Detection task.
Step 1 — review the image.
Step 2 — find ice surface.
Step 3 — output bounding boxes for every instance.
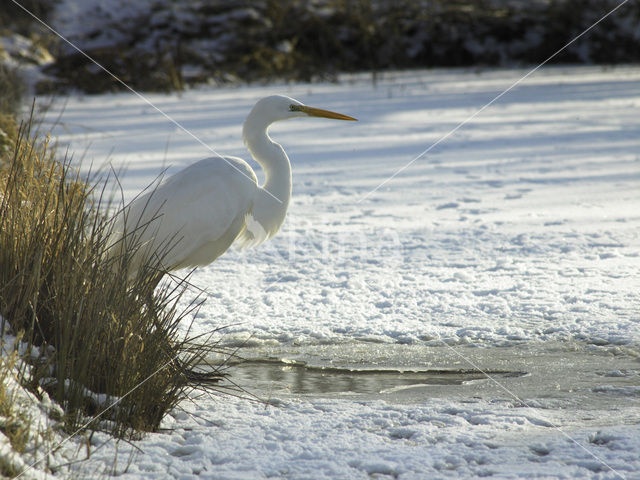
[47,66,640,350]
[43,66,640,479]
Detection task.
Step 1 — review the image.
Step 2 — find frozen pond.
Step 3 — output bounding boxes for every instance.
[46,65,640,479]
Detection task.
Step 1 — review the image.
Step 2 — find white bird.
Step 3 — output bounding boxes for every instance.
[108,95,357,285]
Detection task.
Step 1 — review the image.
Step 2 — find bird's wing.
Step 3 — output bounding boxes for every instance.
[122,156,258,272]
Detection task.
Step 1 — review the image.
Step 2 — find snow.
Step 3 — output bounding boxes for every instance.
[52,0,158,50]
[79,398,638,479]
[40,66,640,478]
[0,328,75,479]
[0,33,54,93]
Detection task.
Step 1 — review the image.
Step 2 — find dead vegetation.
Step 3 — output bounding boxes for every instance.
[0,107,227,439]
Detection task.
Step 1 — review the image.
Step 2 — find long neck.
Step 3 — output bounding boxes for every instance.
[242,120,292,239]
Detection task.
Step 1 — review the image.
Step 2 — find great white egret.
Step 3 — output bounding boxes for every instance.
[108,95,357,284]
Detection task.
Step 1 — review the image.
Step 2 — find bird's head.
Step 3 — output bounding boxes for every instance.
[249,95,357,124]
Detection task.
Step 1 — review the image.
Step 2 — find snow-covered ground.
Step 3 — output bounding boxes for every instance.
[43,66,639,479]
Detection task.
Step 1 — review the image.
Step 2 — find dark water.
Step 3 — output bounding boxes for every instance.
[231,359,526,395]
[220,342,640,417]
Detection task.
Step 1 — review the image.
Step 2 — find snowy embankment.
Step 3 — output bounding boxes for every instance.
[0,326,74,479]
[44,66,639,479]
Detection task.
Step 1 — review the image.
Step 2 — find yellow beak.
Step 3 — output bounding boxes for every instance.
[299,105,357,121]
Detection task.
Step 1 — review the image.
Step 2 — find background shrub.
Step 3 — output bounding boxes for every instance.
[37,0,640,93]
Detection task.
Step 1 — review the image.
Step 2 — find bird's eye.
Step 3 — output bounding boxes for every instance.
[289,104,300,112]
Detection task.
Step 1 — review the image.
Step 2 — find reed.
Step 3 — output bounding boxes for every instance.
[0,114,224,439]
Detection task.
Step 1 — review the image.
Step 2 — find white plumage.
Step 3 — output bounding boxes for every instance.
[107,95,356,282]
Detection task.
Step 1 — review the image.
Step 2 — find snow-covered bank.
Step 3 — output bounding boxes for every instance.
[0,329,75,479]
[47,0,640,93]
[43,66,639,479]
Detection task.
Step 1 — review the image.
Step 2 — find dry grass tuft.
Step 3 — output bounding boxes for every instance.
[0,113,225,439]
